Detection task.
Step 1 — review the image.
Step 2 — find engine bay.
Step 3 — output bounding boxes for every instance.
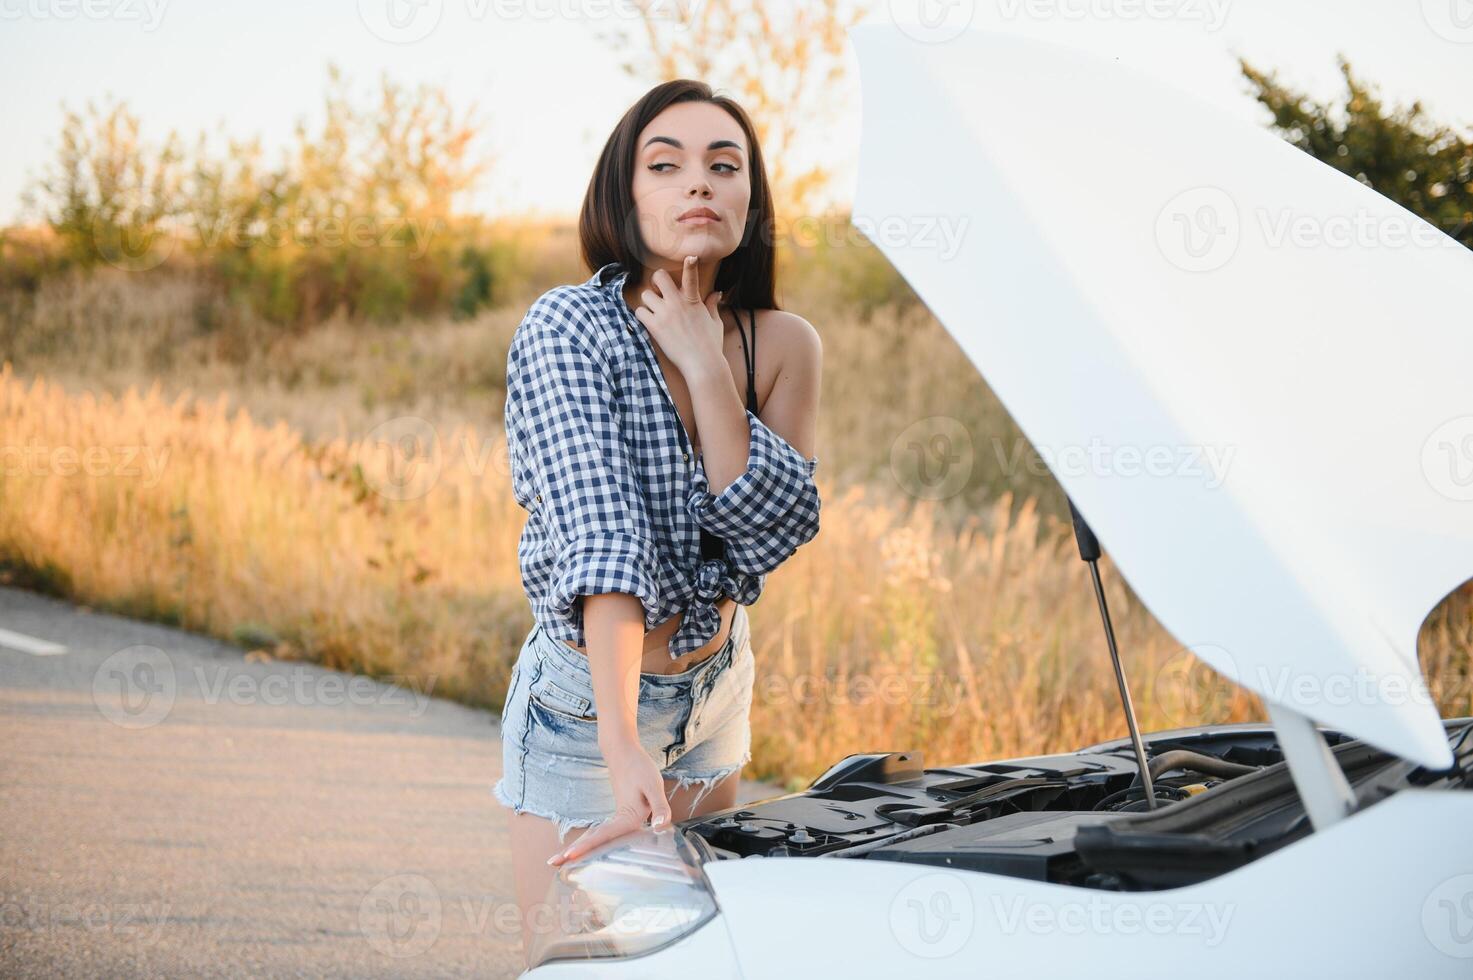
[681,720,1473,890]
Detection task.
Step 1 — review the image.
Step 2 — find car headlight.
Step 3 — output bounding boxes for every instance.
[528,826,720,968]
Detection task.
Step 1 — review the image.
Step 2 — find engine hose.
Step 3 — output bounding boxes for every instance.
[1146,749,1258,783]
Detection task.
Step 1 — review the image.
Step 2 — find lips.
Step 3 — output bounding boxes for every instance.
[677,207,720,223]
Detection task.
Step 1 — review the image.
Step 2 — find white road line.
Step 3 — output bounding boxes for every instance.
[0,627,68,656]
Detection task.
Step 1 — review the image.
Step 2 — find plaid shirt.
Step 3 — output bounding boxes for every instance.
[504,261,822,658]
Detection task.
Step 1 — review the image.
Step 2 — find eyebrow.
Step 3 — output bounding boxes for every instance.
[642,136,745,155]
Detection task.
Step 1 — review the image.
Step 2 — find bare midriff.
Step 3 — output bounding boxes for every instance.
[559,595,737,675]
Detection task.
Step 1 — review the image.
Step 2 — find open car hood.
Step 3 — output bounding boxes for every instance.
[848,24,1469,769]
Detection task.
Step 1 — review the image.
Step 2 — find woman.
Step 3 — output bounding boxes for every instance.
[492,78,823,964]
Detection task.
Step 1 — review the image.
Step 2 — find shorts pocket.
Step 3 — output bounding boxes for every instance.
[527,669,599,724]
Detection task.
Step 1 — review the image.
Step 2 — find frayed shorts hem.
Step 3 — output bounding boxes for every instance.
[493,776,608,844]
[492,744,754,846]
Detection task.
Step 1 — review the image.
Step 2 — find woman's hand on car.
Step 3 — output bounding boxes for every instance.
[546,735,672,867]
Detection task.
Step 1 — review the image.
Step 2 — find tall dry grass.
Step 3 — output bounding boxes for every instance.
[4,361,1468,790]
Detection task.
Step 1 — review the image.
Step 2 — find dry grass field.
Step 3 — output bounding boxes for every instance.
[3,241,1468,790]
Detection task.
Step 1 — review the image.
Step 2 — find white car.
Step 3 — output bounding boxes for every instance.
[520,25,1473,979]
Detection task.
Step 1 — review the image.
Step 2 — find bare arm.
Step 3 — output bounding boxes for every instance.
[547,592,673,867]
[687,311,822,493]
[582,592,644,749]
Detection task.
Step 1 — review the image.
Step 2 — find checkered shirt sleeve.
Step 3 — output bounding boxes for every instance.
[685,409,822,575]
[504,311,662,633]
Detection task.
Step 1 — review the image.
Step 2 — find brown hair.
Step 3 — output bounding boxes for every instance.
[578,79,778,313]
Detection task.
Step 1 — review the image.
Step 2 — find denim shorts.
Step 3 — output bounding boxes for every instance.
[492,603,754,843]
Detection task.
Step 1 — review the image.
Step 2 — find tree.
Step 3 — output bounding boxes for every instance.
[1241,54,1473,251]
[21,96,186,270]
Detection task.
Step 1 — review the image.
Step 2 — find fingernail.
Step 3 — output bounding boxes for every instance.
[546,855,558,865]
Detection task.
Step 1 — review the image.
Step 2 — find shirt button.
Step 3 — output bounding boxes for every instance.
[535,493,542,502]
[682,451,690,462]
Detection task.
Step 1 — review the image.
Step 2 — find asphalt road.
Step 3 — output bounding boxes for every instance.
[0,585,779,978]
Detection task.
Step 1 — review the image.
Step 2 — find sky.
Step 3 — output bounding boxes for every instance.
[2,0,1471,227]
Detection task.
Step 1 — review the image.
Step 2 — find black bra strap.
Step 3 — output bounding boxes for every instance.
[736,307,758,414]
[700,308,759,562]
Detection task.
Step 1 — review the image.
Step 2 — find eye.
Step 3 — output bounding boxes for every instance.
[647,162,742,174]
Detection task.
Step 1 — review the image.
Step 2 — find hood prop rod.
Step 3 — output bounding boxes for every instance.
[1067,497,1158,810]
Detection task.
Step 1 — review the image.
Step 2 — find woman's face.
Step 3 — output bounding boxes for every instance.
[629,101,751,267]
